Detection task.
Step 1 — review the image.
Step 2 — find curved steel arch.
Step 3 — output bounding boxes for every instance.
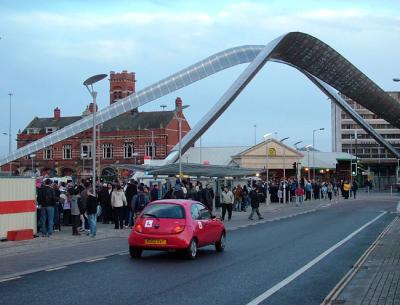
[1,32,399,166]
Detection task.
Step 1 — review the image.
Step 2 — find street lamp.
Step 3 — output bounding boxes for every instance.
[174,103,190,179]
[143,128,155,159]
[263,132,273,204]
[294,141,303,150]
[305,144,312,181]
[8,93,12,175]
[312,128,325,180]
[30,154,36,177]
[83,73,107,196]
[393,78,400,185]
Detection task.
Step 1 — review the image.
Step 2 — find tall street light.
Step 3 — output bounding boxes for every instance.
[305,144,312,181]
[294,141,303,150]
[83,73,107,196]
[8,93,12,175]
[263,132,273,204]
[393,78,400,184]
[312,128,325,180]
[280,137,289,204]
[175,103,190,179]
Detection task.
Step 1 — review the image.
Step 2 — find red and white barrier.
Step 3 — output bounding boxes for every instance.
[0,178,36,240]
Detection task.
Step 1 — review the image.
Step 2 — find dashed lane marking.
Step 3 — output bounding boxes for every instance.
[0,276,22,283]
[85,257,106,263]
[45,266,66,272]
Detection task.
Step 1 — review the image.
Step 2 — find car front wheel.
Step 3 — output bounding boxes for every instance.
[129,246,142,258]
[215,232,226,252]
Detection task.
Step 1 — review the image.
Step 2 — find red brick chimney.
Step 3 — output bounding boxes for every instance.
[175,97,183,116]
[54,107,61,120]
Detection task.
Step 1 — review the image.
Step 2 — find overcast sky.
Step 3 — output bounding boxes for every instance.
[1,0,399,157]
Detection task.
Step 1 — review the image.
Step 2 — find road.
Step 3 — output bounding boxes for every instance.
[0,199,396,305]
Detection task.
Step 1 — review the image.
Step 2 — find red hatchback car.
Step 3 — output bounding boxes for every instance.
[128,199,226,259]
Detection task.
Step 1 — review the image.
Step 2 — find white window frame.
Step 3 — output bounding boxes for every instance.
[63,144,72,160]
[102,143,113,159]
[145,142,155,158]
[43,147,53,160]
[27,128,40,135]
[124,142,134,159]
[81,144,92,159]
[45,127,57,134]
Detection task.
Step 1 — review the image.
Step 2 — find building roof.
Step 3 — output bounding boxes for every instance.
[23,116,82,134]
[182,146,250,166]
[300,151,356,169]
[22,111,176,134]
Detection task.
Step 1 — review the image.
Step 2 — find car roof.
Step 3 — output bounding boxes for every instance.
[150,199,199,208]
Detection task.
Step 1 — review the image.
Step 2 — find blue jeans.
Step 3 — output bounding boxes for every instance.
[87,213,97,236]
[41,206,54,236]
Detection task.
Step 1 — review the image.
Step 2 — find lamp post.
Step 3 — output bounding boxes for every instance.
[30,153,36,177]
[263,132,273,204]
[280,137,289,204]
[312,128,325,180]
[294,141,303,150]
[8,93,12,175]
[83,73,107,196]
[253,124,257,145]
[305,144,312,181]
[144,128,155,159]
[393,78,400,185]
[174,104,190,179]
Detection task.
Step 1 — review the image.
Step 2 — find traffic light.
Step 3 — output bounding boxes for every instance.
[293,162,297,170]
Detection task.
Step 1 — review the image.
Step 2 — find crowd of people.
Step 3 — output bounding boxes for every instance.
[35,175,360,238]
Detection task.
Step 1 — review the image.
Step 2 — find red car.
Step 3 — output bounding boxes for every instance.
[128,199,226,259]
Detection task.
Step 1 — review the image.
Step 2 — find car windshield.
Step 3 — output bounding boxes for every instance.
[142,203,185,219]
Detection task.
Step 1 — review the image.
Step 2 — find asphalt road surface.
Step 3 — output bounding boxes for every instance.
[0,199,396,305]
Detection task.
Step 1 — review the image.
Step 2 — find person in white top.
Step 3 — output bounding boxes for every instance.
[111,184,127,229]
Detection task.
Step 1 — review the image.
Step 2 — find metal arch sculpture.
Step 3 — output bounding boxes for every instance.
[1,31,399,166]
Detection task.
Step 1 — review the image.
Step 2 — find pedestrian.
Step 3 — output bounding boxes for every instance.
[70,187,81,236]
[124,179,137,227]
[234,184,243,211]
[60,188,71,226]
[241,185,249,212]
[173,180,185,199]
[150,184,160,202]
[305,180,312,201]
[132,185,150,222]
[295,185,304,206]
[352,179,358,199]
[343,180,351,199]
[277,187,283,203]
[200,184,213,211]
[86,189,98,237]
[327,182,333,200]
[220,186,234,221]
[248,186,264,220]
[111,184,127,229]
[40,179,56,237]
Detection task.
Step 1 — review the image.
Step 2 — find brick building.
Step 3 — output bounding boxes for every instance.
[3,71,190,180]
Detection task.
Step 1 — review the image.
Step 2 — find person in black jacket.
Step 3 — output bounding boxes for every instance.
[99,183,113,224]
[86,189,98,237]
[124,180,137,227]
[40,179,57,237]
[248,186,264,220]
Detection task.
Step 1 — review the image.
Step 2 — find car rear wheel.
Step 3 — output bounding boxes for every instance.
[129,246,142,259]
[186,239,198,260]
[215,232,226,252]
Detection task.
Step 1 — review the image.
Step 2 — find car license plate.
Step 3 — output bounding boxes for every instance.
[144,239,167,245]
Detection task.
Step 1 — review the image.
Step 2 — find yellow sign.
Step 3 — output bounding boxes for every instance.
[268,148,276,156]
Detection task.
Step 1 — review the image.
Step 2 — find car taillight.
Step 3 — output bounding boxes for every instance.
[172,225,185,234]
[134,224,143,233]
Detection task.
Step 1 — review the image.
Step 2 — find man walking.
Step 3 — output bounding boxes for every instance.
[248,185,264,220]
[220,186,234,221]
[40,179,56,237]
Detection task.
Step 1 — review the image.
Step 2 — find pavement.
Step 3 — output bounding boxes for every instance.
[323,212,400,305]
[0,192,399,305]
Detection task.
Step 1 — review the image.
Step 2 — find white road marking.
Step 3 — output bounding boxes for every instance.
[246,211,387,305]
[85,257,106,263]
[0,276,22,283]
[45,266,66,272]
[118,251,129,256]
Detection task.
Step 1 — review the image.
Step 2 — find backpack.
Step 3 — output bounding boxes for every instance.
[135,193,147,212]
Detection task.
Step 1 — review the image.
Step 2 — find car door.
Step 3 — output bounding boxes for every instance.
[195,203,217,244]
[190,203,208,246]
